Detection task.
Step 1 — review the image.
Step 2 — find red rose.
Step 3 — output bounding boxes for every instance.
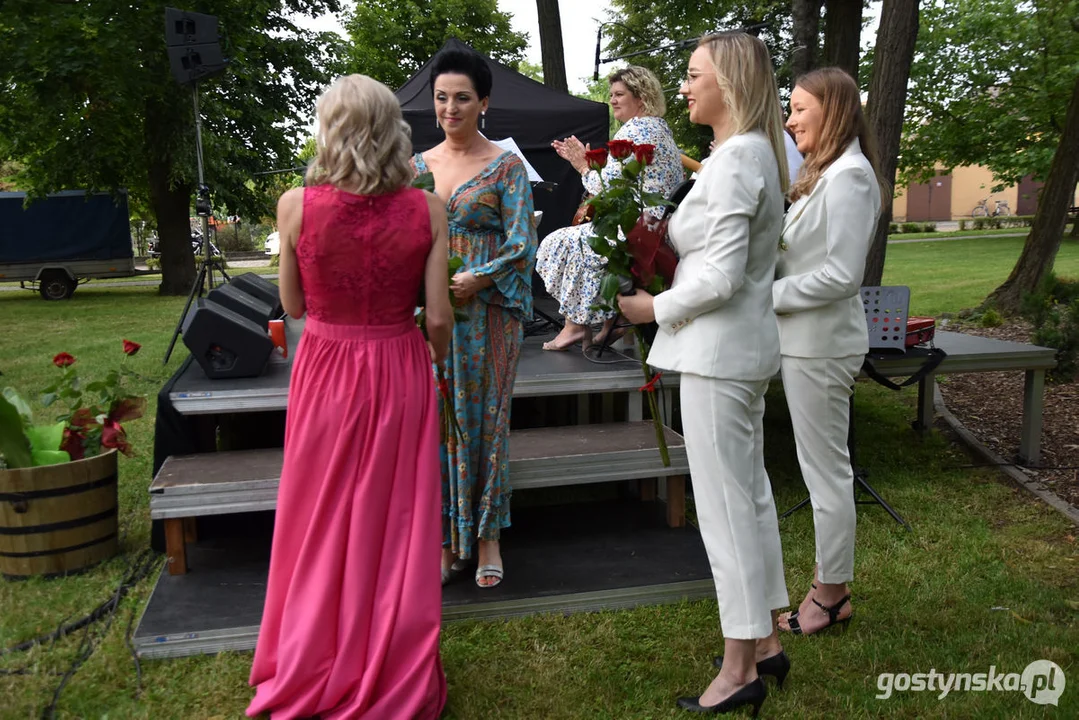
[60,427,87,461]
[607,139,635,161]
[101,418,133,456]
[53,352,76,368]
[584,148,609,171]
[633,144,656,166]
[122,339,141,356]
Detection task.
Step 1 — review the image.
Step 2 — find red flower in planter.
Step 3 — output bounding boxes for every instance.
[100,418,133,456]
[607,139,635,161]
[1,342,146,468]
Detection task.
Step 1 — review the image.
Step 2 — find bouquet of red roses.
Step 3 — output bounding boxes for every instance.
[584,141,678,304]
[583,141,679,466]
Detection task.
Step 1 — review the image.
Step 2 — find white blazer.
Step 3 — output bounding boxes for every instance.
[648,131,784,382]
[773,139,881,358]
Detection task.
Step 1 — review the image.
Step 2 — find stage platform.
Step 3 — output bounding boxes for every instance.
[164,318,1055,463]
[138,315,1056,660]
[168,316,666,415]
[132,497,714,659]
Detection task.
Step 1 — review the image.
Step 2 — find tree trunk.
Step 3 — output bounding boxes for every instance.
[986,73,1079,313]
[823,0,863,78]
[862,0,921,287]
[536,0,568,93]
[148,154,196,296]
[792,0,824,79]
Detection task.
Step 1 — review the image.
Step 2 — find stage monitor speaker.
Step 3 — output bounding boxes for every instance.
[182,298,273,379]
[165,8,229,85]
[208,283,274,330]
[230,272,284,318]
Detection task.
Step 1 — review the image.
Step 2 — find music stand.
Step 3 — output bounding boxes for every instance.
[779,285,913,529]
[779,391,911,530]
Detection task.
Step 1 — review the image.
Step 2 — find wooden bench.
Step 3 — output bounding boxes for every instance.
[151,421,689,575]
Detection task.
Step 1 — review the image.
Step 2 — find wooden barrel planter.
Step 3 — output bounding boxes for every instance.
[0,450,119,579]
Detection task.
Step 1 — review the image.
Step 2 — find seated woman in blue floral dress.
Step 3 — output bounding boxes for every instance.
[536,66,685,350]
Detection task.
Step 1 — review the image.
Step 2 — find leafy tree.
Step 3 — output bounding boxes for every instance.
[343,0,528,91]
[791,0,864,79]
[519,60,545,83]
[0,1,344,294]
[987,74,1079,312]
[896,0,1079,311]
[603,1,792,158]
[900,0,1079,187]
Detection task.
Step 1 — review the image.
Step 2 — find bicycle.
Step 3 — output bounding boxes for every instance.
[971,198,1012,217]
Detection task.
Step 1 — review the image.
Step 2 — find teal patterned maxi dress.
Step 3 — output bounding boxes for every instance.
[411,151,537,560]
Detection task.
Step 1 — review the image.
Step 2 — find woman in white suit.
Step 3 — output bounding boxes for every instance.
[773,67,886,636]
[619,32,790,716]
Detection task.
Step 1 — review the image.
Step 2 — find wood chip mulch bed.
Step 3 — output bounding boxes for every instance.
[936,320,1079,510]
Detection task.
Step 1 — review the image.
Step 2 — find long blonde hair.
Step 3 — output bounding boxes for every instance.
[698,32,789,194]
[305,74,413,194]
[788,67,889,203]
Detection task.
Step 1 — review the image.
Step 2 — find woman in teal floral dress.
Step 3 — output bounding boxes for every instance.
[411,48,537,588]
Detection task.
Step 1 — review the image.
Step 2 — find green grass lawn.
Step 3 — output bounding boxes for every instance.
[1,239,1077,718]
[884,235,1079,317]
[889,227,1033,241]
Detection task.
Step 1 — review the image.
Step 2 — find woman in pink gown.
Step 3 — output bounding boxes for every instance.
[247,74,452,720]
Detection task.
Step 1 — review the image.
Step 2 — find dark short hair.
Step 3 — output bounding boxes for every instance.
[430,48,493,100]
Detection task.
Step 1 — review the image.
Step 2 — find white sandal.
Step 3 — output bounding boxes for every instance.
[475,564,504,588]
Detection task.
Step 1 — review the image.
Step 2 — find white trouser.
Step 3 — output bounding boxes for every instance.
[680,374,789,640]
[779,354,863,584]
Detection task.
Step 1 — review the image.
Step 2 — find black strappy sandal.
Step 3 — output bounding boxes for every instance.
[786,594,852,636]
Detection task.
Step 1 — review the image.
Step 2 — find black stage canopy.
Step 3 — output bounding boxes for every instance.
[396,38,610,238]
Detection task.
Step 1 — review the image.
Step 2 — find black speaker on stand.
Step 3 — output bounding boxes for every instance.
[161,8,233,365]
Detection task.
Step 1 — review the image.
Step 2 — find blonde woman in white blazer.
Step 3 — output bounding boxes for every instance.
[774,67,886,637]
[619,33,790,717]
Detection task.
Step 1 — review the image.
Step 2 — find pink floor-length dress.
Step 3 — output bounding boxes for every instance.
[247,184,446,720]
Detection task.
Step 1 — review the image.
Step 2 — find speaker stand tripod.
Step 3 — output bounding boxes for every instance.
[779,392,911,530]
[163,81,230,365]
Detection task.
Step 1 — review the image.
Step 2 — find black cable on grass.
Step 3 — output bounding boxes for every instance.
[39,551,161,719]
[2,551,158,656]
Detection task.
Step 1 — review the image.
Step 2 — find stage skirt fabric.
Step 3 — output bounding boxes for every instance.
[247,317,446,720]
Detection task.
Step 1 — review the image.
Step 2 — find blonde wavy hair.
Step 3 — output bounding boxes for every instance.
[609,65,666,118]
[305,74,413,194]
[698,32,789,194]
[788,67,888,203]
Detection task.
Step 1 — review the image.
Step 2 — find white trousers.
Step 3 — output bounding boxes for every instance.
[779,354,863,584]
[681,374,789,639]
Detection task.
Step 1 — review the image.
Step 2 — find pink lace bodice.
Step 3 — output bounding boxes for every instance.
[297,185,432,325]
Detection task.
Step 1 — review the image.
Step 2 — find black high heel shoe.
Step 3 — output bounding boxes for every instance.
[786,594,852,635]
[676,677,767,716]
[711,650,791,688]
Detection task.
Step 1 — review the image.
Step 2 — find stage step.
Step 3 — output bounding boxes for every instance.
[151,422,689,574]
